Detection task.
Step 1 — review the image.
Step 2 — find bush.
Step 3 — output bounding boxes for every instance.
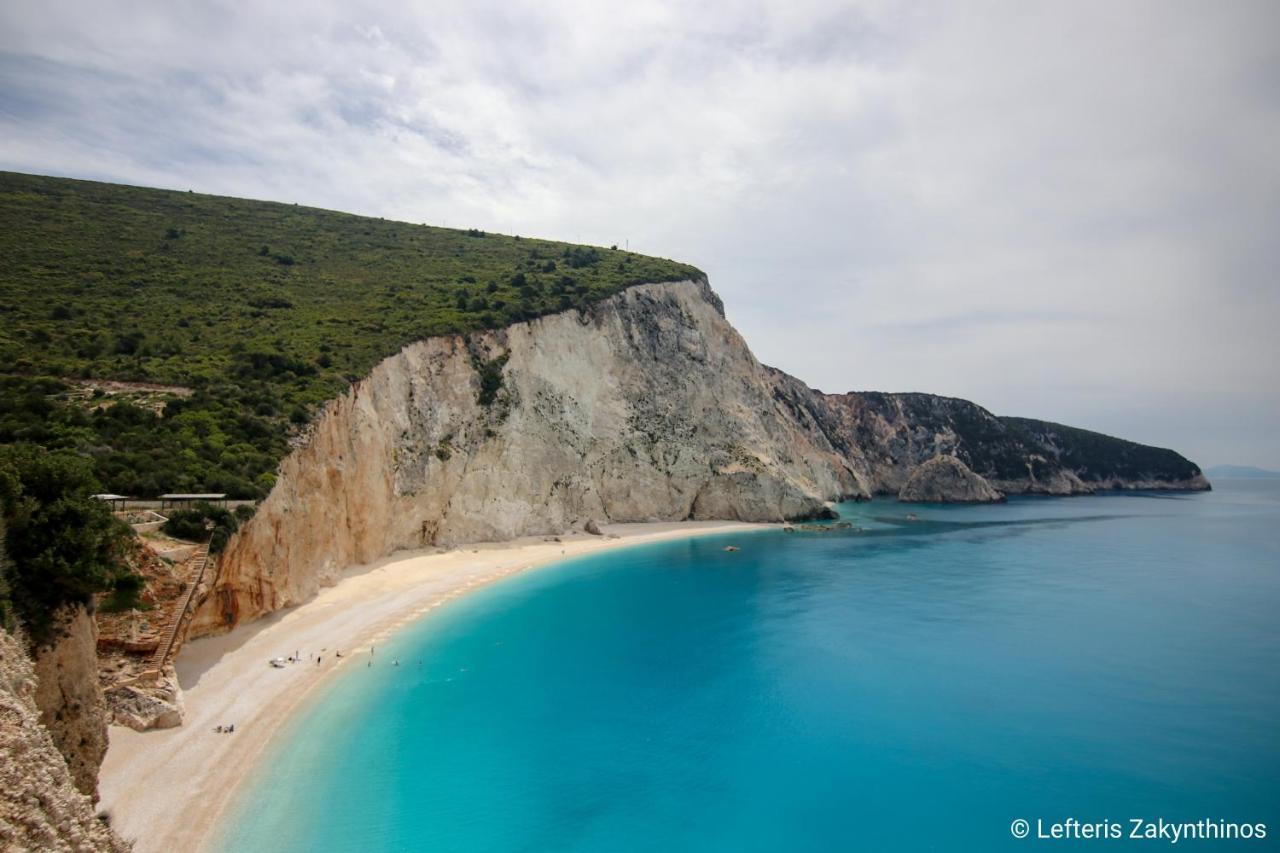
[161,502,240,553]
[564,246,600,268]
[162,509,208,540]
[474,354,509,406]
[209,526,232,553]
[99,572,144,613]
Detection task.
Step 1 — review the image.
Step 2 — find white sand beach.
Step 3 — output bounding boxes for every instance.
[98,521,764,853]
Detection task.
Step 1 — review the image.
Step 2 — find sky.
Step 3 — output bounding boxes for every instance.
[2,1,1277,468]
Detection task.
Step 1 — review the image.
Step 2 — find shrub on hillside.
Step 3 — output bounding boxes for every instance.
[161,509,209,541]
[162,502,240,553]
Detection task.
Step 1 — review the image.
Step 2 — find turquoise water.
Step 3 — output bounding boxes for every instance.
[219,482,1280,851]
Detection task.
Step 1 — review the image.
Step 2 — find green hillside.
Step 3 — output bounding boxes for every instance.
[0,171,701,498]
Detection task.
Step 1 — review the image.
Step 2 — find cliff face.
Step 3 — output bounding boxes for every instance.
[0,628,128,852]
[812,391,1209,497]
[31,607,110,802]
[192,280,862,633]
[191,279,1208,635]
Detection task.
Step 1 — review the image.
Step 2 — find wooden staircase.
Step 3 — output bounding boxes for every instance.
[148,544,211,673]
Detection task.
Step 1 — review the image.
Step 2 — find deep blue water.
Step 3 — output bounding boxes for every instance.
[218,482,1280,851]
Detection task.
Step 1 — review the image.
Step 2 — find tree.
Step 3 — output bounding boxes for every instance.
[0,444,136,642]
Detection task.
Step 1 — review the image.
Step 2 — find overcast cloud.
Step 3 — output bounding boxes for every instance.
[2,0,1277,467]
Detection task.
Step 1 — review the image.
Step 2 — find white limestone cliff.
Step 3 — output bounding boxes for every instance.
[191,279,863,634]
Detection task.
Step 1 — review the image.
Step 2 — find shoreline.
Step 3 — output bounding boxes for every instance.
[98,520,767,853]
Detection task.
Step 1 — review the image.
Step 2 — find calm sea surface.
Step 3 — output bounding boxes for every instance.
[218,481,1280,851]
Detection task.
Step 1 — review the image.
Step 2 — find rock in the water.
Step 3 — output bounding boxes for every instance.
[791,521,854,532]
[584,519,604,536]
[898,455,1003,503]
[723,545,740,552]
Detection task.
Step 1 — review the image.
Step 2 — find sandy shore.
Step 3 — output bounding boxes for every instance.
[98,520,764,852]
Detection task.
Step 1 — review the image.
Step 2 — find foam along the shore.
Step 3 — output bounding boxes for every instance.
[98,520,765,853]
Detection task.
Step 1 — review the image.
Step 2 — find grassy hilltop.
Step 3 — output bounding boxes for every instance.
[0,171,701,498]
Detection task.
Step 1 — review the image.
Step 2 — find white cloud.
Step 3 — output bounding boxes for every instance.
[1,0,1277,466]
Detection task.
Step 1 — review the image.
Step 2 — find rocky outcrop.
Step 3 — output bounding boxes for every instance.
[31,607,110,802]
[192,279,863,634]
[103,672,183,732]
[189,278,1208,636]
[898,455,1003,503]
[0,628,129,852]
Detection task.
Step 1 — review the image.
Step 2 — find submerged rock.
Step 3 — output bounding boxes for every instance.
[898,456,1003,503]
[790,522,854,532]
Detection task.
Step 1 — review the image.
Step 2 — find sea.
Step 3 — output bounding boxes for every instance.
[217,480,1280,851]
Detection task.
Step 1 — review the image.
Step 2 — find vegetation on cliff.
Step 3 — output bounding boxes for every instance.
[0,444,137,642]
[0,171,702,498]
[1002,417,1203,483]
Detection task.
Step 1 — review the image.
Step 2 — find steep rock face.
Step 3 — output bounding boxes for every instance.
[192,279,862,634]
[0,629,128,852]
[31,607,110,802]
[898,455,1003,503]
[814,391,1209,496]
